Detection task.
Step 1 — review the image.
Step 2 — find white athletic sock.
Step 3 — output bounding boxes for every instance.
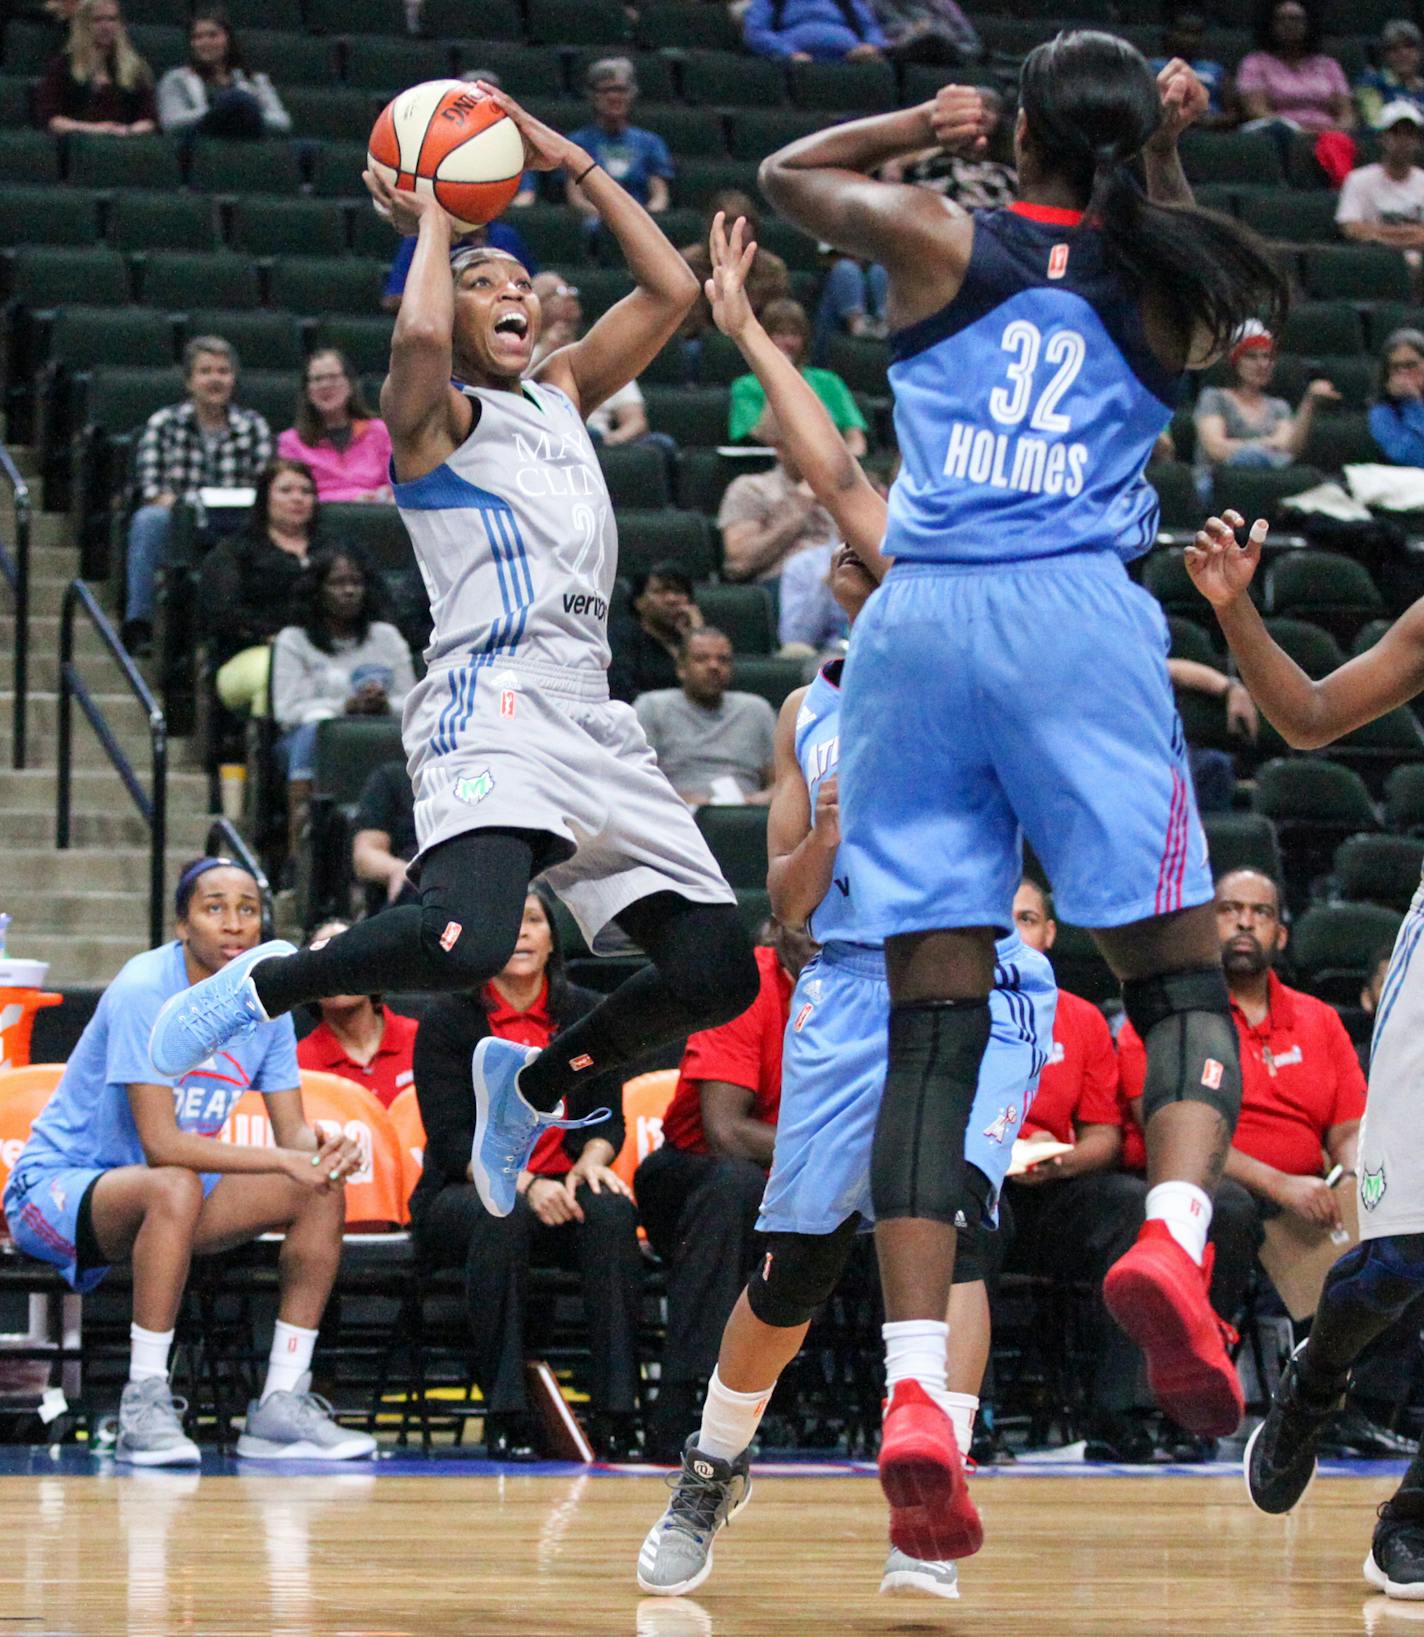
[883,1319,949,1397]
[941,1391,978,1455]
[1145,1181,1212,1266]
[129,1323,174,1383]
[697,1368,775,1462]
[261,1320,319,1403]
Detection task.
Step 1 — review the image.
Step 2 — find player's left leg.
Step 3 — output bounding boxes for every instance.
[194,1173,376,1461]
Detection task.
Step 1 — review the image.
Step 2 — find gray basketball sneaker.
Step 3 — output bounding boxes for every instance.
[236,1373,378,1461]
[636,1437,752,1596]
[880,1544,961,1600]
[115,1377,201,1466]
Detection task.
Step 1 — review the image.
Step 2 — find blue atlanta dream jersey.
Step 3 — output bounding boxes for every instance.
[884,202,1183,566]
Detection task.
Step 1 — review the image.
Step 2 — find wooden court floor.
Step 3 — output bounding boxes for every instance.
[0,1467,1415,1636]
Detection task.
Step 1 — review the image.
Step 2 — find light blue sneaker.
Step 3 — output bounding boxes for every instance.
[149,939,296,1077]
[470,1037,610,1218]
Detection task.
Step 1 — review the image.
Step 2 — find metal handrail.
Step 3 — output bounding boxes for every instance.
[204,816,276,940]
[0,445,33,769]
[56,580,167,948]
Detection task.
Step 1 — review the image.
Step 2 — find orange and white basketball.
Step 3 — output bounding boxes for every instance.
[368,81,526,232]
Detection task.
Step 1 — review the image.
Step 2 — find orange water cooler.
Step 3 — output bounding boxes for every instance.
[0,959,63,1075]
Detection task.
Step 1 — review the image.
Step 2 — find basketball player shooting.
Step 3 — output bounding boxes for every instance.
[150,87,759,1214]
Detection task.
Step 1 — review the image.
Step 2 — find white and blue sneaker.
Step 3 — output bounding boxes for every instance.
[879,1545,960,1599]
[149,939,296,1077]
[471,1037,610,1218]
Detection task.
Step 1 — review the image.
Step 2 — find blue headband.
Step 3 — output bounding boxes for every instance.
[175,856,257,915]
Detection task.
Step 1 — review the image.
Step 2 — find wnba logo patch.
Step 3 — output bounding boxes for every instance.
[439,921,463,952]
[793,1002,814,1033]
[1048,243,1069,280]
[500,690,516,719]
[570,1054,593,1071]
[1201,1059,1224,1091]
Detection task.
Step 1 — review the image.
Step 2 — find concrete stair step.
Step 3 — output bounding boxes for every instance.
[16,933,151,986]
[26,651,160,693]
[0,846,198,893]
[0,512,70,554]
[0,889,154,936]
[0,544,81,579]
[0,689,157,736]
[2,576,89,617]
[0,767,210,804]
[0,614,118,654]
[2,807,212,848]
[0,728,193,771]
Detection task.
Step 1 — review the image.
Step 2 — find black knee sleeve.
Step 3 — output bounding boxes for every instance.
[951,1168,996,1284]
[870,999,991,1226]
[1121,965,1241,1127]
[746,1218,860,1328]
[413,894,517,988]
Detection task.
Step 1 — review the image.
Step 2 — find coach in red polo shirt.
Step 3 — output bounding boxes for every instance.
[1119,868,1366,1327]
[635,922,809,1462]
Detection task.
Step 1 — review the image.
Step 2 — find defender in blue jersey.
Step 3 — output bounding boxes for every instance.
[637,216,1053,1602]
[4,859,374,1466]
[760,35,1287,1550]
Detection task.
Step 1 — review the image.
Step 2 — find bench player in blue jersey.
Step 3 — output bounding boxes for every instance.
[757,36,1288,1552]
[3,859,375,1465]
[149,88,761,1217]
[636,217,1054,1600]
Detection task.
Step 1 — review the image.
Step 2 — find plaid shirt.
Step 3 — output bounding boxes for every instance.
[134,400,273,503]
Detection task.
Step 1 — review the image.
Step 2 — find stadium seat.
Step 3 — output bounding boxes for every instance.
[224,0,305,27]
[1253,755,1379,906]
[643,386,730,447]
[270,257,386,315]
[444,42,566,97]
[1277,301,1364,358]
[789,58,895,112]
[317,504,413,571]
[696,804,770,888]
[66,132,181,192]
[343,37,458,92]
[509,205,594,268]
[1261,616,1346,678]
[1329,706,1424,795]
[1209,464,1324,527]
[1352,618,1392,656]
[306,0,409,33]
[310,141,372,201]
[81,365,186,435]
[279,87,379,143]
[242,29,336,86]
[108,191,219,254]
[1149,461,1201,533]
[1304,247,1413,303]
[1240,191,1343,244]
[423,0,524,40]
[732,655,806,710]
[222,368,295,432]
[612,1070,677,1198]
[0,185,98,248]
[679,49,786,107]
[189,141,305,198]
[1,19,61,74]
[1175,686,1239,753]
[0,129,59,186]
[1140,547,1207,622]
[8,245,130,308]
[1308,356,1375,411]
[526,0,632,45]
[727,108,827,163]
[599,443,670,509]
[1202,810,1283,882]
[824,334,890,397]
[617,508,717,581]
[314,717,407,809]
[1166,615,1217,664]
[735,886,773,940]
[755,217,822,274]
[1264,551,1384,644]
[564,48,678,103]
[699,332,751,387]
[229,198,349,259]
[138,251,262,311]
[632,104,727,159]
[640,5,742,50]
[695,583,775,654]
[312,315,395,376]
[1365,302,1424,350]
[1333,834,1424,913]
[1181,131,1284,186]
[1303,409,1385,472]
[1291,902,1403,1003]
[47,305,175,374]
[1385,763,1424,834]
[125,23,186,73]
[187,309,305,373]
[675,159,761,209]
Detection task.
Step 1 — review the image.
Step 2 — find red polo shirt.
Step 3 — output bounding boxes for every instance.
[661,945,790,1156]
[297,1005,419,1109]
[1116,971,1366,1177]
[1020,989,1122,1145]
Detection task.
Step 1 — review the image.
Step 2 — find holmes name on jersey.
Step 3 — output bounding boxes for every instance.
[513,430,603,499]
[943,421,1089,499]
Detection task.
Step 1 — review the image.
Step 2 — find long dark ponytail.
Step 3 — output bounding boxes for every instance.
[1020,31,1288,362]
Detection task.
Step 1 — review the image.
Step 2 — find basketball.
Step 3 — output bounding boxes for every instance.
[368,81,527,232]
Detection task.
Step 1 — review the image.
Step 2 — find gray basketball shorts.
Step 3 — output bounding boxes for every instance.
[1357,875,1424,1239]
[403,657,735,954]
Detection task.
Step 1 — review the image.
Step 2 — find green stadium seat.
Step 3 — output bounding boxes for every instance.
[225,368,297,432]
[125,24,187,73]
[824,335,889,397]
[189,139,304,196]
[641,343,691,386]
[679,49,785,108]
[241,30,336,86]
[1264,551,1383,644]
[1175,685,1241,753]
[1291,902,1402,1002]
[313,719,407,812]
[641,5,742,50]
[1352,618,1392,656]
[1308,358,1376,412]
[121,0,192,20]
[1261,616,1346,678]
[1202,810,1283,882]
[699,332,751,387]
[756,217,822,273]
[735,887,773,941]
[229,197,350,259]
[280,87,378,143]
[1209,463,1324,527]
[108,191,219,253]
[599,443,670,508]
[423,0,524,41]
[2,20,61,73]
[310,142,372,201]
[138,251,262,311]
[350,208,406,261]
[1193,182,1240,215]
[975,15,1055,56]
[675,158,760,209]
[8,245,129,308]
[898,62,1010,103]
[0,129,59,186]
[187,309,305,373]
[644,386,730,447]
[1333,833,1424,913]
[270,257,386,315]
[224,0,305,27]
[616,508,717,580]
[509,206,595,268]
[677,447,749,513]
[1166,615,1216,664]
[789,58,895,112]
[695,805,769,888]
[1149,461,1201,533]
[1365,302,1424,350]
[732,655,806,710]
[315,503,413,571]
[1385,764,1424,834]
[631,105,727,158]
[696,583,775,653]
[526,0,632,45]
[573,268,635,321]
[312,315,395,376]
[1240,190,1342,244]
[1140,547,1207,621]
[343,38,457,92]
[1277,301,1363,357]
[48,305,174,372]
[83,366,186,435]
[307,0,408,33]
[447,42,567,97]
[1304,247,1413,303]
[0,185,99,247]
[1181,131,1284,186]
[1047,921,1118,1006]
[1330,707,1424,792]
[727,108,826,163]
[1253,755,1379,909]
[67,132,182,192]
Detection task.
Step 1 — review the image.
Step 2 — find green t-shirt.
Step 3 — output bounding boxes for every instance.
[728,368,868,444]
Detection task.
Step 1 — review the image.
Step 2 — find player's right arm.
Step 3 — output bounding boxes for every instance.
[767,686,836,931]
[1188,510,1424,747]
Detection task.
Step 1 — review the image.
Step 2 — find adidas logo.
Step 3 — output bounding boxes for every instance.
[692,1459,716,1479]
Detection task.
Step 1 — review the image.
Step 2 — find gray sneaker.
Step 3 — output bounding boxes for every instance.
[235,1373,378,1462]
[115,1377,201,1467]
[879,1545,961,1600]
[637,1437,752,1596]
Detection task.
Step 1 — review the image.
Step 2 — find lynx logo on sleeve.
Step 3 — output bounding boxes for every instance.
[983,1104,1019,1145]
[455,769,495,806]
[1362,1164,1387,1212]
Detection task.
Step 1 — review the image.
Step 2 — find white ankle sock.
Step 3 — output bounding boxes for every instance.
[883,1319,949,1397]
[941,1391,978,1455]
[261,1320,318,1403]
[697,1368,774,1462]
[1145,1181,1212,1266]
[129,1323,174,1383]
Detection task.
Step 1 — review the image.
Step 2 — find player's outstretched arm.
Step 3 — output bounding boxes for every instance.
[475,84,698,415]
[1188,510,1424,747]
[709,212,888,575]
[1142,58,1206,208]
[767,686,837,931]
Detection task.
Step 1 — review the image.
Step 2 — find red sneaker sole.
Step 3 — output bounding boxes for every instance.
[1104,1259,1243,1438]
[880,1452,983,1559]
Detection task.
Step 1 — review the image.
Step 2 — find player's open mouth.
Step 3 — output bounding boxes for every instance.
[494,313,528,337]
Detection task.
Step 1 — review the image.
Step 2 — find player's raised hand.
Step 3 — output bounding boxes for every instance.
[363,166,456,237]
[471,81,577,173]
[928,84,988,156]
[1150,57,1209,151]
[706,211,759,342]
[1185,509,1266,609]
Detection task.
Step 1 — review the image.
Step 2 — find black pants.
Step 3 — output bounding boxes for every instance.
[635,1144,767,1385]
[1203,1177,1266,1326]
[416,1180,643,1417]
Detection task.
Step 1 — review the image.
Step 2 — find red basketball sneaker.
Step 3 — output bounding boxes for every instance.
[1103,1219,1244,1438]
[878,1380,983,1560]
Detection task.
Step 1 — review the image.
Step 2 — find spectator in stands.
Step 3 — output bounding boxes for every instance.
[277,350,393,504]
[636,920,811,1460]
[1193,322,1339,502]
[271,546,415,858]
[124,336,273,657]
[1369,326,1424,462]
[718,410,840,583]
[871,0,982,65]
[410,886,642,1460]
[295,920,418,1110]
[777,541,849,655]
[155,7,290,142]
[36,0,156,137]
[566,58,673,220]
[729,299,867,456]
[878,86,1016,214]
[679,192,791,354]
[1356,19,1424,127]
[352,759,418,914]
[1238,0,1354,134]
[201,458,316,718]
[1151,9,1234,127]
[635,628,776,807]
[811,255,889,360]
[1337,102,1424,293]
[607,562,703,705]
[743,0,887,62]
[527,271,581,371]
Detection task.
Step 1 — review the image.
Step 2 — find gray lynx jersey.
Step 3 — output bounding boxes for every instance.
[392,379,618,705]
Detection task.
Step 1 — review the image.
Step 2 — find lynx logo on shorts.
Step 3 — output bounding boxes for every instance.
[1048,243,1070,280]
[439,921,463,952]
[48,1178,67,1211]
[793,1001,815,1033]
[1201,1058,1224,1091]
[455,769,494,806]
[983,1104,1019,1145]
[1362,1164,1387,1212]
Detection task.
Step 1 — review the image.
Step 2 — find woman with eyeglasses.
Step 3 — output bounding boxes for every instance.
[277,350,393,504]
[1369,327,1424,466]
